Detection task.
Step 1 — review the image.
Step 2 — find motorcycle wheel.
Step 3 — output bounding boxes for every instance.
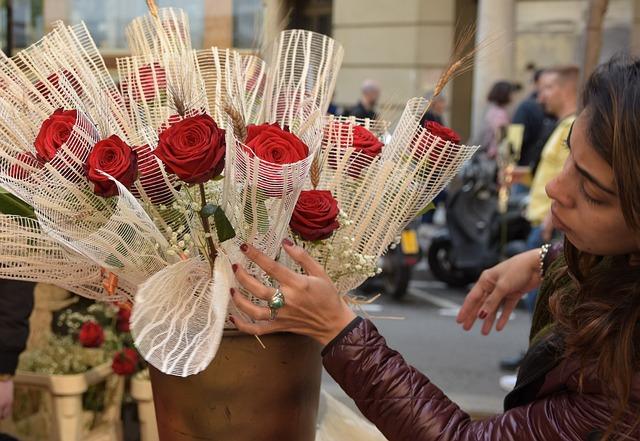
[382,253,412,300]
[427,237,477,288]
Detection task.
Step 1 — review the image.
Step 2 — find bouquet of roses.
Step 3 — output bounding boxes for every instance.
[0,4,477,378]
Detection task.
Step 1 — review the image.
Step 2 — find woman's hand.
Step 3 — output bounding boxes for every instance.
[456,249,541,335]
[231,240,356,346]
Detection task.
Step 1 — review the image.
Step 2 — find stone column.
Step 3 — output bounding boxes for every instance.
[632,0,640,56]
[471,0,515,140]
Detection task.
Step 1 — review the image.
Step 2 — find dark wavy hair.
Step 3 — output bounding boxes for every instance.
[550,57,640,439]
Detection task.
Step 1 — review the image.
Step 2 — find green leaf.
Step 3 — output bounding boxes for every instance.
[212,205,236,243]
[416,202,436,218]
[0,187,36,219]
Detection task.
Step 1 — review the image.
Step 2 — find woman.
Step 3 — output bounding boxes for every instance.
[473,80,514,158]
[231,58,640,439]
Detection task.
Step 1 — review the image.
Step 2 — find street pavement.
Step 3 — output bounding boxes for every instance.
[322,261,531,419]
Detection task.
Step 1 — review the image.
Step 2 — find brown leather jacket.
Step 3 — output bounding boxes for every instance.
[322,317,640,441]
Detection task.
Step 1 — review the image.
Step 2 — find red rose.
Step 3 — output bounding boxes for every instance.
[290,190,340,241]
[111,348,139,376]
[122,62,166,102]
[35,70,82,103]
[34,109,78,162]
[245,123,309,164]
[116,306,131,333]
[155,114,226,184]
[423,121,461,145]
[416,121,461,162]
[131,144,176,204]
[326,123,383,178]
[85,135,138,197]
[78,321,104,348]
[8,152,43,180]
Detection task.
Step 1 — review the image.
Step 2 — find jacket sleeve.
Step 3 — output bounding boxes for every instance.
[0,279,35,375]
[322,317,609,441]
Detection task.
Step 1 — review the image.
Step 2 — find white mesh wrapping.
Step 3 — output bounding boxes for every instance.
[194,48,245,129]
[118,51,209,135]
[221,102,323,264]
[131,252,233,377]
[239,55,267,124]
[262,30,344,122]
[125,7,191,57]
[307,99,479,293]
[0,215,136,302]
[0,7,479,377]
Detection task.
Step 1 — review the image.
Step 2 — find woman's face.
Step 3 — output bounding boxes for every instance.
[545,111,639,255]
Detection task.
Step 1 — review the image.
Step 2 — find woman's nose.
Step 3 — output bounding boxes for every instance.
[546,168,575,209]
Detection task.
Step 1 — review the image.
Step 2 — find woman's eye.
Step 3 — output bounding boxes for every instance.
[580,184,603,206]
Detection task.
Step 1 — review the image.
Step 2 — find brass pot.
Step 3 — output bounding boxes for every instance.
[149,331,323,441]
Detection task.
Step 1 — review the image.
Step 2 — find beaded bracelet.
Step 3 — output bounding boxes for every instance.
[539,243,551,278]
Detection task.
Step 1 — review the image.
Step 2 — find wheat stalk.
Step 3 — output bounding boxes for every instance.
[421,25,487,119]
[310,155,321,189]
[222,101,247,142]
[146,0,159,17]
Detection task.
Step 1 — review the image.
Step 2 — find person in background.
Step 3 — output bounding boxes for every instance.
[512,69,558,180]
[473,81,514,158]
[419,91,446,126]
[500,65,579,376]
[344,79,380,120]
[0,279,35,434]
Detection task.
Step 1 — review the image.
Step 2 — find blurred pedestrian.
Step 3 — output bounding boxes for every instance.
[344,79,380,120]
[0,279,35,426]
[473,81,515,158]
[511,69,558,180]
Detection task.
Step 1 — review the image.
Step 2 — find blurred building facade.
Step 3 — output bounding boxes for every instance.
[1,0,639,139]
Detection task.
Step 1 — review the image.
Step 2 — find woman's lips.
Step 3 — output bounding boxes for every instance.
[551,206,570,232]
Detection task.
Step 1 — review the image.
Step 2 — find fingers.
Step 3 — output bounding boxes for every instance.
[0,404,9,420]
[477,281,510,326]
[231,313,280,336]
[234,265,274,301]
[282,239,325,277]
[481,308,498,335]
[457,272,492,330]
[231,289,271,321]
[240,243,298,285]
[496,297,519,331]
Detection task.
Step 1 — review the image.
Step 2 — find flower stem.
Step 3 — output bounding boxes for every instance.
[198,183,218,271]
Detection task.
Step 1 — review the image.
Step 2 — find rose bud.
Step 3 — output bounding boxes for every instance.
[34,109,78,162]
[86,135,138,197]
[111,348,139,376]
[78,321,105,348]
[290,190,340,241]
[154,114,226,184]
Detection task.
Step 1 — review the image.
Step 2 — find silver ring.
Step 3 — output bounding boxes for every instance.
[268,288,285,321]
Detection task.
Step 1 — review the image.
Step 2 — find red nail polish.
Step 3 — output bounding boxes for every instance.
[240,243,248,252]
[479,310,487,320]
[232,264,238,273]
[229,316,235,324]
[282,238,293,247]
[230,288,235,296]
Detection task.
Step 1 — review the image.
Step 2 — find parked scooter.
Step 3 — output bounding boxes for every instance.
[427,153,530,287]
